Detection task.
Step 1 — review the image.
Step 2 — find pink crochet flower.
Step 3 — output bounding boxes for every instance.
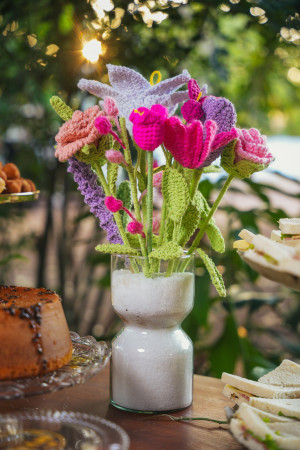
[181,79,207,123]
[234,128,273,165]
[164,117,238,169]
[152,217,160,234]
[105,149,127,165]
[55,106,102,162]
[129,105,168,151]
[221,128,274,179]
[102,97,119,117]
[127,221,144,236]
[94,117,125,149]
[105,196,123,213]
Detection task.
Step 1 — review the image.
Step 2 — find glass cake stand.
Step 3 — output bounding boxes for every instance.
[0,332,111,400]
[0,191,40,204]
[0,410,130,449]
[240,252,300,291]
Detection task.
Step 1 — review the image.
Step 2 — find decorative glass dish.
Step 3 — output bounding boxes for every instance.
[0,332,111,400]
[240,252,300,291]
[0,191,40,204]
[0,410,130,449]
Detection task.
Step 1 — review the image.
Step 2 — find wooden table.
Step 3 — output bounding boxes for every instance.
[0,366,243,449]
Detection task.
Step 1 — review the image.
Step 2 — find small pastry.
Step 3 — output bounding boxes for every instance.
[3,163,21,180]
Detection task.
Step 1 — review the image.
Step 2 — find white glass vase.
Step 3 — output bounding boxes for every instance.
[110,254,195,413]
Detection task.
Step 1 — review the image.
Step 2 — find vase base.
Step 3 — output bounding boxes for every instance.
[110,399,192,414]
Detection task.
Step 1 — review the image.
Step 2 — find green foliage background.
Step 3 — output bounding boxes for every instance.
[0,0,299,378]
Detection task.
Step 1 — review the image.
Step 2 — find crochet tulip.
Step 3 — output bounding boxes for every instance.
[105,196,123,213]
[55,106,102,162]
[181,79,236,133]
[105,149,127,165]
[181,79,207,123]
[221,128,274,179]
[164,117,238,169]
[129,105,168,151]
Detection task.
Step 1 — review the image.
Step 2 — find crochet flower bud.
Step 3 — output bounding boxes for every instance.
[127,221,144,235]
[95,116,112,135]
[103,97,118,117]
[153,171,163,188]
[105,149,126,165]
[221,128,274,179]
[105,196,123,213]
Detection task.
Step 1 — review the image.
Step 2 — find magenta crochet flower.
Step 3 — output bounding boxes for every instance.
[164,117,238,169]
[129,105,168,151]
[55,106,102,162]
[181,79,236,134]
[221,128,274,179]
[105,196,123,213]
[181,79,207,123]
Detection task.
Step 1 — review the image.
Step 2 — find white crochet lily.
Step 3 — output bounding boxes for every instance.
[78,64,191,133]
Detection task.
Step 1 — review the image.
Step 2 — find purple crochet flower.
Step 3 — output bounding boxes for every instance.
[67,157,122,244]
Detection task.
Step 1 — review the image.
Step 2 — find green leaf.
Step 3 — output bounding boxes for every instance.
[194,191,210,217]
[49,96,73,121]
[136,171,146,192]
[196,248,226,297]
[178,202,201,246]
[149,242,183,260]
[95,244,139,255]
[162,168,189,223]
[206,221,225,253]
[203,165,222,173]
[117,180,132,227]
[98,134,113,153]
[126,233,159,248]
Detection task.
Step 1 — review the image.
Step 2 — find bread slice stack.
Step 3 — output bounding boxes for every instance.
[222,359,300,449]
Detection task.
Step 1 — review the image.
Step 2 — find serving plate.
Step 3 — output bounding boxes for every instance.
[240,252,300,292]
[0,332,111,400]
[0,191,40,204]
[0,410,129,449]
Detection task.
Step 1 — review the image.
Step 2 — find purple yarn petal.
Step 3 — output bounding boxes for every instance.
[202,97,236,133]
[67,157,122,244]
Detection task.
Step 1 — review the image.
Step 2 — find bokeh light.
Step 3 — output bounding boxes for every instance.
[82,39,102,63]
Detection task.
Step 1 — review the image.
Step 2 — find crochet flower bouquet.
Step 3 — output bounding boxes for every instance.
[50,65,273,296]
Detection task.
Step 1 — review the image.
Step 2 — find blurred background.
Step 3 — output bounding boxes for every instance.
[0,0,299,379]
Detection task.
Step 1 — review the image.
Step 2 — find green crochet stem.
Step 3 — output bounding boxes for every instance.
[160,414,227,424]
[147,151,153,254]
[119,118,150,275]
[179,174,234,273]
[92,161,132,252]
[188,174,234,255]
[190,169,203,200]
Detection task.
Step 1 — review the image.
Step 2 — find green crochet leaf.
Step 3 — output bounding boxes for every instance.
[76,144,101,164]
[99,134,113,153]
[183,168,193,185]
[194,191,210,217]
[203,165,222,174]
[149,242,183,260]
[136,171,146,192]
[153,165,166,174]
[117,181,132,227]
[164,218,174,243]
[162,168,189,223]
[50,96,73,121]
[107,162,119,194]
[126,233,159,248]
[178,202,201,247]
[196,248,226,297]
[206,221,225,253]
[95,244,139,256]
[221,139,266,179]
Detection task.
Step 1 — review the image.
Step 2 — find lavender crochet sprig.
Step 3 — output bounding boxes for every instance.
[67,157,122,244]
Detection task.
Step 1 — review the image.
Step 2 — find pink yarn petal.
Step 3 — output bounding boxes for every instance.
[105,196,123,213]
